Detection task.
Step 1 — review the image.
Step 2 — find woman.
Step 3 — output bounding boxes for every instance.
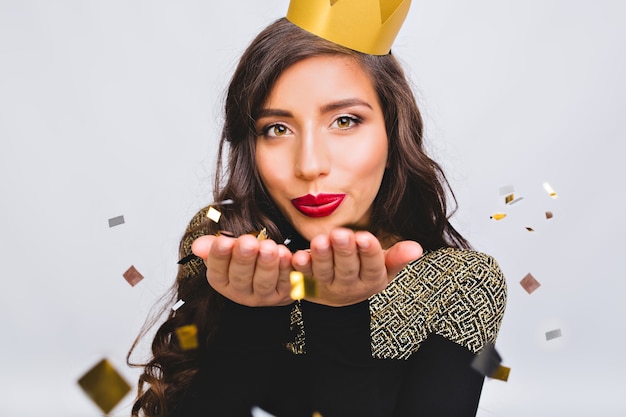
[129,10,506,417]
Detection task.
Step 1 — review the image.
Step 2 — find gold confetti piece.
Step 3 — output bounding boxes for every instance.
[543,182,558,198]
[504,193,515,204]
[207,207,222,223]
[490,365,511,382]
[507,196,524,205]
[490,213,507,221]
[175,324,199,350]
[108,215,125,228]
[289,271,317,300]
[545,328,562,341]
[256,227,268,241]
[77,358,131,414]
[123,265,144,287]
[312,412,324,417]
[520,272,541,294]
[172,299,185,311]
[545,211,553,219]
[525,227,535,232]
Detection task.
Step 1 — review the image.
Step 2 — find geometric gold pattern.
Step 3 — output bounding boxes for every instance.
[370,248,507,359]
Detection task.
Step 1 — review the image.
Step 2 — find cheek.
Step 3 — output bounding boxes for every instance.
[256,146,288,193]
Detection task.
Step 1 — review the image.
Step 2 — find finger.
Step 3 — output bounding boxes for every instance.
[205,235,236,289]
[329,228,359,280]
[308,234,334,282]
[354,231,385,283]
[228,234,260,293]
[384,240,423,280]
[191,235,216,259]
[277,245,295,302]
[291,249,313,276]
[252,239,280,297]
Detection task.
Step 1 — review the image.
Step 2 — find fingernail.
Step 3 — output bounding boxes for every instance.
[259,248,272,261]
[216,239,231,254]
[316,241,330,255]
[239,244,254,256]
[356,236,369,250]
[332,232,349,247]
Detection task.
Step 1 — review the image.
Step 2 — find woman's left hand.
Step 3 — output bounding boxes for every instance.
[291,228,423,306]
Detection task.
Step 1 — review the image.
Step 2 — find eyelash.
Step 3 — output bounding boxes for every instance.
[331,115,362,130]
[259,115,363,138]
[259,123,292,138]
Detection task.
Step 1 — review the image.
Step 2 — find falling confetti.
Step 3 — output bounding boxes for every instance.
[543,182,558,198]
[490,365,511,382]
[175,324,199,350]
[545,328,562,341]
[256,227,269,241]
[123,265,144,287]
[525,227,535,232]
[207,206,222,223]
[177,254,197,265]
[108,215,125,228]
[490,213,507,221]
[211,199,234,206]
[77,358,131,414]
[504,193,524,205]
[251,407,277,417]
[290,271,306,300]
[520,273,541,294]
[289,271,317,300]
[471,342,502,378]
[172,299,185,311]
[545,211,553,219]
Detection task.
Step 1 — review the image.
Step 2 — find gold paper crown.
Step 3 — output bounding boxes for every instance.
[286,0,411,55]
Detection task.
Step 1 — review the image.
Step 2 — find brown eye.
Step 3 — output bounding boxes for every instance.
[272,125,287,136]
[332,115,361,130]
[263,123,292,137]
[337,117,352,128]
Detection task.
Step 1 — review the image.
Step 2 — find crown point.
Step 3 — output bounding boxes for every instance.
[380,0,405,24]
[287,0,412,55]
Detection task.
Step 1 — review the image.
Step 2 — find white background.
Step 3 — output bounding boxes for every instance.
[1,1,625,416]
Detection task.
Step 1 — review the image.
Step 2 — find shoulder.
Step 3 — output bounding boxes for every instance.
[405,247,506,296]
[370,248,507,359]
[177,206,212,279]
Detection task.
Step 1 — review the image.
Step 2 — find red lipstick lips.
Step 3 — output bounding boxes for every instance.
[291,193,345,218]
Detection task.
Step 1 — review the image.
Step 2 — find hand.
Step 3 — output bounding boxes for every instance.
[191,234,294,306]
[291,228,423,306]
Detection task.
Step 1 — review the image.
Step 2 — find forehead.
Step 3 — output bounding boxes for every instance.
[263,55,378,109]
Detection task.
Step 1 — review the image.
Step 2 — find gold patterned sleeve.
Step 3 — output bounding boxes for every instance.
[370,247,507,360]
[177,206,211,281]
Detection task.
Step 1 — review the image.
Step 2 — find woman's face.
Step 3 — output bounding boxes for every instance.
[255,55,388,241]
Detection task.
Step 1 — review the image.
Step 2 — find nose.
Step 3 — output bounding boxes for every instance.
[294,127,330,180]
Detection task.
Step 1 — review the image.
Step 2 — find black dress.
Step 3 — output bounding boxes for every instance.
[173,248,507,417]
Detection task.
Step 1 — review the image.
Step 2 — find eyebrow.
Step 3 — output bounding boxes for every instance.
[256,98,373,120]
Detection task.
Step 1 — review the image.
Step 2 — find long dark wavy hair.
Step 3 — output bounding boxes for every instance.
[128,17,470,417]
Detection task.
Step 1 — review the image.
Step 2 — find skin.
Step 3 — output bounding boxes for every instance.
[192,56,423,307]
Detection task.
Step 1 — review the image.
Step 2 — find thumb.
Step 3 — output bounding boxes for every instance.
[384,240,423,279]
[191,235,216,259]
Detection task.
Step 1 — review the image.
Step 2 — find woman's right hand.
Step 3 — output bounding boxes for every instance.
[191,234,294,306]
